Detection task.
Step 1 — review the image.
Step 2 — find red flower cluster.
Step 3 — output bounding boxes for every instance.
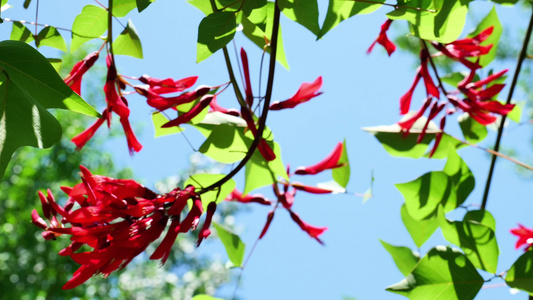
[32,166,215,289]
[395,26,514,156]
[367,19,396,56]
[510,224,533,251]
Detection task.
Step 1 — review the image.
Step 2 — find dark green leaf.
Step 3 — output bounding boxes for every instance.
[197,12,236,63]
[10,22,34,44]
[468,6,501,67]
[36,26,67,52]
[458,114,487,144]
[319,0,385,38]
[213,222,245,267]
[23,0,31,9]
[505,251,533,295]
[279,0,320,36]
[380,240,420,276]
[71,5,108,52]
[401,204,438,248]
[396,171,456,220]
[183,174,235,211]
[47,58,62,73]
[443,151,474,209]
[387,246,484,300]
[489,0,518,6]
[113,0,136,17]
[113,19,143,58]
[332,139,350,188]
[438,206,499,273]
[137,0,155,12]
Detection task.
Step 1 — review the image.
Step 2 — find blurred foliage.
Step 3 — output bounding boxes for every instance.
[0,47,234,300]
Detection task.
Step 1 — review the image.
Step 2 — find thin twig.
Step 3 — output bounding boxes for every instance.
[481,5,533,210]
[2,18,72,32]
[353,0,437,13]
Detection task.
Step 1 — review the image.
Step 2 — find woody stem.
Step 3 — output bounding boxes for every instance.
[481,5,533,210]
[199,1,281,194]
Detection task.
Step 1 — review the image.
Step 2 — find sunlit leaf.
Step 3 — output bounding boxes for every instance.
[332,139,350,188]
[199,124,248,164]
[113,19,143,58]
[36,26,67,52]
[10,22,34,44]
[184,174,235,211]
[401,204,438,248]
[443,151,474,209]
[47,58,62,73]
[113,0,136,17]
[468,6,501,67]
[197,11,236,63]
[279,0,320,36]
[319,0,385,38]
[387,246,483,300]
[192,295,226,300]
[458,114,487,144]
[151,112,184,137]
[244,141,288,194]
[213,222,246,267]
[380,240,420,276]
[505,251,533,295]
[71,5,108,52]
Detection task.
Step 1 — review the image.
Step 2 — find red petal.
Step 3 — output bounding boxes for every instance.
[270,77,323,110]
[295,142,344,175]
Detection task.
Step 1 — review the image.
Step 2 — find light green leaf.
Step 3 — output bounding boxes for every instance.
[197,11,236,63]
[10,22,34,44]
[401,204,438,248]
[136,0,155,12]
[213,222,245,267]
[437,206,499,273]
[244,141,288,194]
[279,0,320,36]
[36,26,67,52]
[443,151,474,209]
[199,124,248,164]
[151,112,184,137]
[113,0,136,17]
[332,139,350,188]
[505,251,533,295]
[507,101,522,123]
[380,240,420,276]
[71,5,108,52]
[47,58,62,73]
[463,210,496,233]
[192,295,225,300]
[387,246,484,300]
[468,6,501,67]
[396,171,456,220]
[458,113,487,144]
[184,174,235,211]
[113,19,143,58]
[319,0,385,39]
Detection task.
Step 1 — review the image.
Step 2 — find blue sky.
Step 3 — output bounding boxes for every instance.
[2,1,533,299]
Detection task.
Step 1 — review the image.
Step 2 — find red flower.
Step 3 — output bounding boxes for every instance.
[139,75,198,95]
[295,142,344,175]
[241,48,254,107]
[209,97,240,116]
[367,19,396,56]
[225,188,272,205]
[511,224,533,251]
[161,94,214,127]
[259,211,275,239]
[64,51,99,95]
[399,50,439,115]
[270,77,323,110]
[196,202,217,247]
[288,210,327,244]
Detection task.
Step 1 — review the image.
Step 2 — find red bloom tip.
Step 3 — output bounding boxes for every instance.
[295,142,344,175]
[289,210,327,244]
[71,109,108,150]
[161,95,213,128]
[367,19,396,56]
[270,77,323,111]
[64,51,99,95]
[241,48,254,107]
[511,224,533,251]
[196,202,217,247]
[31,209,48,229]
[259,211,275,239]
[289,182,334,194]
[225,188,272,205]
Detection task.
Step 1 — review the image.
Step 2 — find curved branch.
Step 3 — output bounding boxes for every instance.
[199,1,281,194]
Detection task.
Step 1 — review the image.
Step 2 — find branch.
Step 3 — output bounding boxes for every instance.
[199,1,281,194]
[481,4,533,210]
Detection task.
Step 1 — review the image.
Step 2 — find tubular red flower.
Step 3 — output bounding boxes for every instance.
[71,109,109,150]
[241,48,254,107]
[289,182,334,194]
[225,188,272,205]
[64,51,99,95]
[367,19,396,56]
[295,142,344,175]
[139,75,198,94]
[259,211,275,239]
[196,202,217,247]
[162,95,213,128]
[209,97,240,116]
[119,116,143,154]
[511,224,533,251]
[270,77,323,111]
[288,210,327,244]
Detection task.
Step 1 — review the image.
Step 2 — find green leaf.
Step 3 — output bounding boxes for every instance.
[388,0,471,43]
[199,124,248,164]
[279,0,320,36]
[113,19,143,58]
[401,204,439,248]
[47,58,62,73]
[468,6,501,67]
[10,22,34,44]
[332,139,350,188]
[463,209,496,232]
[113,0,136,17]
[505,251,533,295]
[241,2,290,69]
[387,246,484,300]
[71,5,108,52]
[197,12,237,63]
[192,295,226,300]
[458,114,487,144]
[151,112,184,137]
[0,75,62,179]
[507,101,522,123]
[490,0,518,5]
[244,141,288,194]
[380,240,420,276]
[213,222,246,267]
[396,171,456,220]
[136,0,155,12]
[437,206,499,273]
[183,174,235,211]
[0,41,98,117]
[36,26,67,52]
[319,0,385,39]
[443,151,474,209]
[23,0,31,9]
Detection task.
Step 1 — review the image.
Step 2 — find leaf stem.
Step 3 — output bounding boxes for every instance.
[481,5,533,210]
[199,1,281,194]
